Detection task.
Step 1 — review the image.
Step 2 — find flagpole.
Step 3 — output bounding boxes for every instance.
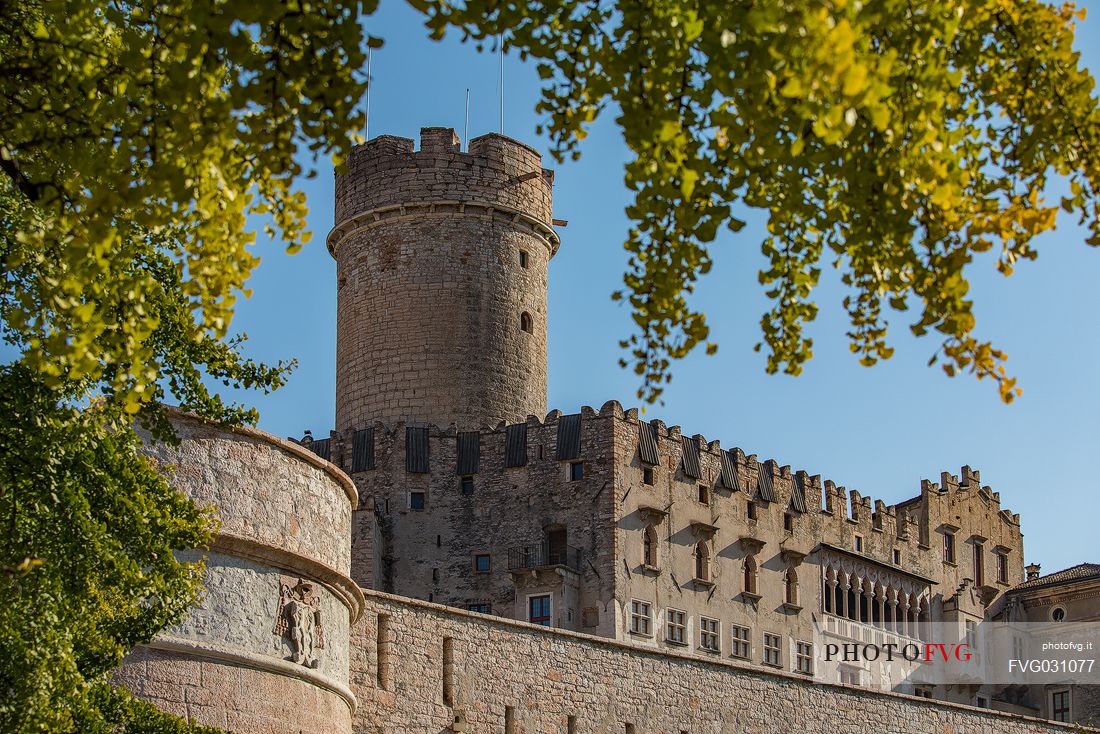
[364,47,372,140]
[498,34,504,134]
[464,88,470,152]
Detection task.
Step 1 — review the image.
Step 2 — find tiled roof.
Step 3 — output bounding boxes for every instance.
[1011,563,1100,592]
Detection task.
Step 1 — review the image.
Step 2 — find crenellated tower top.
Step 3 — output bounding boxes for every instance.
[330,127,557,432]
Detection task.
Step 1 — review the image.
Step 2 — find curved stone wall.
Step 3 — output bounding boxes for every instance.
[330,127,556,431]
[116,410,363,733]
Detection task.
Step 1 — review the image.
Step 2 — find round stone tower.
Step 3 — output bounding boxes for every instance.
[328,127,557,431]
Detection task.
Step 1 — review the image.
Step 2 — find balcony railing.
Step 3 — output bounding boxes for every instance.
[508,542,583,572]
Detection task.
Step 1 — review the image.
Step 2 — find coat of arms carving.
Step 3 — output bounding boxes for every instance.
[273,576,325,668]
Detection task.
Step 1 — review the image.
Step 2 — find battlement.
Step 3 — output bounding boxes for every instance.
[303,397,1021,534]
[330,125,556,432]
[331,126,556,253]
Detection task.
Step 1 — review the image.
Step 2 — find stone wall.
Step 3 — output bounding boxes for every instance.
[116,410,363,733]
[324,398,1023,701]
[338,405,620,638]
[351,589,1091,734]
[330,127,557,431]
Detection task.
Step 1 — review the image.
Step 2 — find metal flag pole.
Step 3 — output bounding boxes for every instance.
[498,33,504,134]
[364,47,372,140]
[464,88,470,152]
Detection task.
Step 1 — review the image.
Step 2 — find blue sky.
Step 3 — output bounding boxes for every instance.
[227,1,1099,576]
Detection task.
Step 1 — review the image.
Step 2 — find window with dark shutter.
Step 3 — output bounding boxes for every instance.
[504,423,528,467]
[681,437,702,479]
[720,450,742,492]
[556,414,581,460]
[309,438,331,462]
[638,422,659,466]
[406,427,430,473]
[790,473,808,513]
[756,460,777,502]
[352,428,375,472]
[457,431,480,475]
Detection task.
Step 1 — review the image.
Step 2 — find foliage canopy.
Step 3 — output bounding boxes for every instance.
[1,0,371,728]
[416,0,1100,402]
[1,0,1099,728]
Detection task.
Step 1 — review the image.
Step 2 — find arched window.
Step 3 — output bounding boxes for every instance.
[785,567,799,605]
[695,541,710,581]
[642,525,658,567]
[743,555,757,595]
[520,312,533,333]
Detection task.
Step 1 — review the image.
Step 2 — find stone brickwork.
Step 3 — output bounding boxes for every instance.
[331,404,621,638]
[351,589,1089,734]
[117,410,364,733]
[319,398,1025,705]
[330,127,557,431]
[114,125,1068,732]
[120,647,352,733]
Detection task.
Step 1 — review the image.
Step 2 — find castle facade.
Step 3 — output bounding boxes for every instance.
[117,126,1096,733]
[319,127,1024,703]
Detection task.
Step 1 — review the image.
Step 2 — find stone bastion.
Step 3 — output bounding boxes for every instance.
[115,409,363,733]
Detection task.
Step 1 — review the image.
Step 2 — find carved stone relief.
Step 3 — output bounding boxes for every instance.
[273,576,326,668]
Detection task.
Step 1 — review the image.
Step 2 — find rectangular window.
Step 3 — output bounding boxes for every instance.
[698,485,710,505]
[943,531,956,564]
[893,548,901,565]
[529,595,552,626]
[474,554,491,573]
[467,602,491,614]
[974,543,985,586]
[763,633,781,667]
[998,553,1009,584]
[731,625,750,659]
[699,617,720,652]
[643,467,655,485]
[630,600,652,636]
[783,514,793,532]
[965,620,976,648]
[854,535,863,553]
[666,609,686,645]
[795,641,813,674]
[409,491,426,510]
[1052,690,1071,722]
[519,250,529,268]
[570,461,584,481]
[460,476,474,495]
[747,501,757,520]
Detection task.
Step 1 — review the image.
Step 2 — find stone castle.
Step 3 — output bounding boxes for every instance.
[116,127,1096,732]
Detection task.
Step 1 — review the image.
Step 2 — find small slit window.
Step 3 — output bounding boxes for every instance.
[569,461,584,481]
[643,467,655,485]
[460,476,474,495]
[520,312,533,333]
[519,250,529,268]
[643,525,658,567]
[695,541,710,581]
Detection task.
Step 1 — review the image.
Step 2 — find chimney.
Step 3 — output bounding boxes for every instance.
[1025,563,1041,581]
